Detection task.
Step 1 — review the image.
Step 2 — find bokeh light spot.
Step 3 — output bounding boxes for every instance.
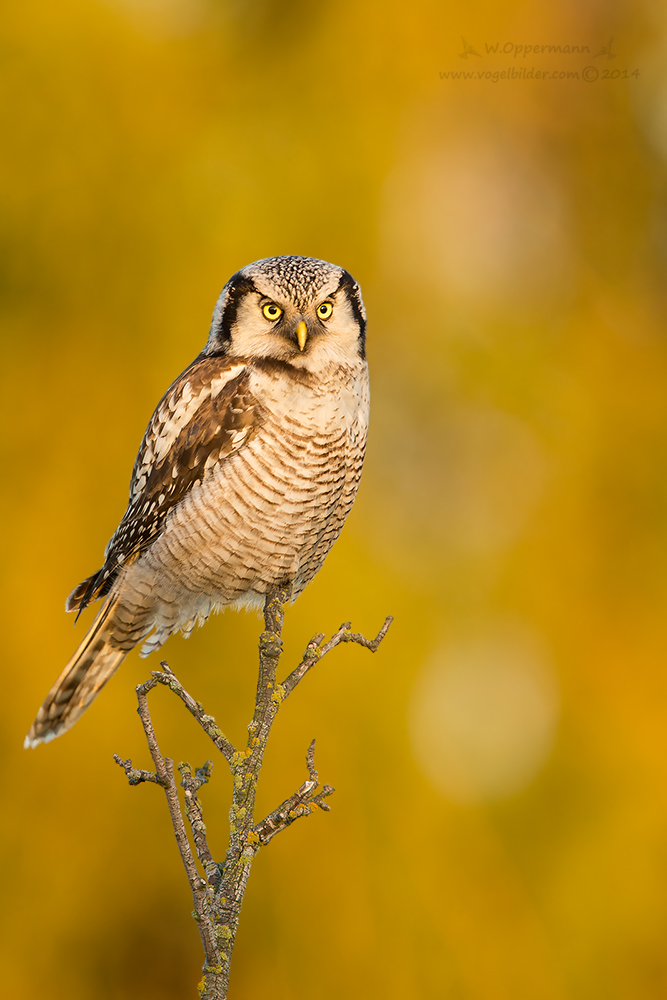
[410,621,559,803]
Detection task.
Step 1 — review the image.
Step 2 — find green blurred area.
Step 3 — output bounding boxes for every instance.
[3,1,667,997]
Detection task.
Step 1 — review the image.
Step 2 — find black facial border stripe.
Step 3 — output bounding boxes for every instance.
[214,274,258,345]
[337,270,367,356]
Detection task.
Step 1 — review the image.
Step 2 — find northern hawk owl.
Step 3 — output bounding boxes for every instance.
[26,256,369,747]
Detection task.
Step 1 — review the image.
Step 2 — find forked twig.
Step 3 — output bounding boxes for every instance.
[253,739,335,845]
[282,616,394,696]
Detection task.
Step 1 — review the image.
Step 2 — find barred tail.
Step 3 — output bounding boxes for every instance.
[25,592,131,748]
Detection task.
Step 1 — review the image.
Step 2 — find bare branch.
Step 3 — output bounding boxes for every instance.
[135,680,221,969]
[338,615,394,652]
[115,597,393,999]
[227,584,292,844]
[113,754,163,786]
[306,738,318,783]
[253,740,335,846]
[151,664,237,762]
[282,615,394,696]
[263,585,290,635]
[179,761,219,886]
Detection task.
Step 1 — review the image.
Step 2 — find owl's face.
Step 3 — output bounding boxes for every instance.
[206,256,366,370]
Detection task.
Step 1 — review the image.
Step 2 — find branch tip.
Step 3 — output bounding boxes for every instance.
[113,753,163,786]
[306,739,318,783]
[281,614,393,697]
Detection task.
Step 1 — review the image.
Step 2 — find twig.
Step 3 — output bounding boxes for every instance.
[178,761,219,887]
[151,665,237,762]
[282,615,394,696]
[135,678,220,971]
[253,739,334,845]
[112,755,162,786]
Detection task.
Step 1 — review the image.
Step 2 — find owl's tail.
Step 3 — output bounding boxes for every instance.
[24,591,136,748]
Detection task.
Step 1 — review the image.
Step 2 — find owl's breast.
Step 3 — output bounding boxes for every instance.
[133,358,368,610]
[250,359,369,437]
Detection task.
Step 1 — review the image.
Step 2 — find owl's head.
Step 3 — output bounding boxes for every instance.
[205,256,367,369]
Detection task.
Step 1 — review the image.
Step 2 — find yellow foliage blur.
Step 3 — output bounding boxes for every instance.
[3,1,667,998]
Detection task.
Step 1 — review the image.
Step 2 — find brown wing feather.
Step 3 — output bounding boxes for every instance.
[69,353,260,613]
[66,572,102,613]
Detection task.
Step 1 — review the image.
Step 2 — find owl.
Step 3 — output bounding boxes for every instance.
[25,256,369,748]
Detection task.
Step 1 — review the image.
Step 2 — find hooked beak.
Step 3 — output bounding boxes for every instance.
[295,320,308,351]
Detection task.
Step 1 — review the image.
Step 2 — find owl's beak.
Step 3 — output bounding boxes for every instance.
[295,321,308,351]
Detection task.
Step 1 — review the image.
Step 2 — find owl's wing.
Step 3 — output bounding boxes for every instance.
[67,354,258,613]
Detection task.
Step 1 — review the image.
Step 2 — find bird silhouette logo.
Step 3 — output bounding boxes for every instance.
[459,37,481,59]
[594,37,617,59]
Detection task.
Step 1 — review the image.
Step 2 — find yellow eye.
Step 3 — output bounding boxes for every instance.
[262,303,282,321]
[317,302,333,320]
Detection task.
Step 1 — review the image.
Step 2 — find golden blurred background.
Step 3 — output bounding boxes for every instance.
[3,0,667,997]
